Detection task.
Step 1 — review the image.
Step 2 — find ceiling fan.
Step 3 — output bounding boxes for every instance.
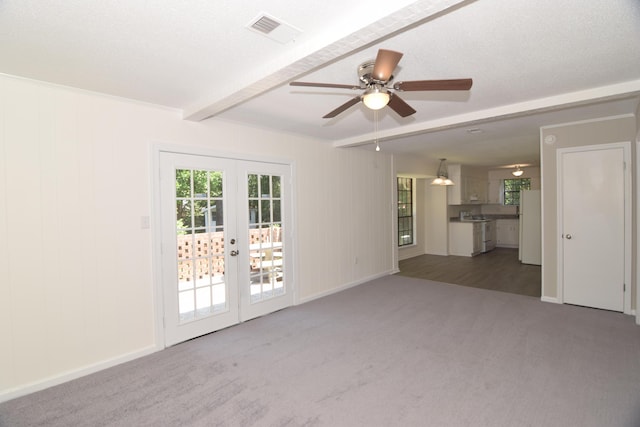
[290,49,473,119]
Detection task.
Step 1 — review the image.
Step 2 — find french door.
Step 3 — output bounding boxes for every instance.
[159,152,293,346]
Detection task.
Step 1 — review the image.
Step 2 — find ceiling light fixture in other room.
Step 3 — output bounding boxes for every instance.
[431,158,454,186]
[362,84,390,110]
[512,165,524,177]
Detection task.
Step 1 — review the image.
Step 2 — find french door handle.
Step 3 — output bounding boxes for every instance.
[230,250,239,256]
[565,234,572,240]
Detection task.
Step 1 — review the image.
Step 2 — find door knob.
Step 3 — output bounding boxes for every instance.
[230,250,239,256]
[565,234,572,240]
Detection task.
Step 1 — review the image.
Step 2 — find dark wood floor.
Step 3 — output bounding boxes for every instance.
[398,248,541,298]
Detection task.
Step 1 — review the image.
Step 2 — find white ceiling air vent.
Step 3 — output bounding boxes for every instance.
[246,13,302,44]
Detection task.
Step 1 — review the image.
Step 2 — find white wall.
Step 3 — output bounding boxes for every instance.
[0,75,394,400]
[424,184,449,255]
[394,153,437,179]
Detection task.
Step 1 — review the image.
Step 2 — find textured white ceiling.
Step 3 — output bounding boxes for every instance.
[1,0,639,167]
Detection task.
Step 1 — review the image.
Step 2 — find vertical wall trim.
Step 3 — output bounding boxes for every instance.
[539,128,547,303]
[637,140,640,325]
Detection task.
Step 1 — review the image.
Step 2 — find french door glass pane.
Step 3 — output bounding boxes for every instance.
[272,176,281,197]
[248,173,284,303]
[273,200,281,222]
[175,168,228,323]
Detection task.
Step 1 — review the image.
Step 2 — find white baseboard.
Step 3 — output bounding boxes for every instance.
[297,270,395,305]
[540,298,639,323]
[0,344,160,404]
[425,250,449,256]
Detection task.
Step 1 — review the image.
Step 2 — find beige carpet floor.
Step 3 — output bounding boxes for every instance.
[1,275,639,426]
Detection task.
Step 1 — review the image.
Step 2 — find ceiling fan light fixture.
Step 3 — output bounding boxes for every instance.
[512,165,524,177]
[431,158,454,186]
[362,85,390,110]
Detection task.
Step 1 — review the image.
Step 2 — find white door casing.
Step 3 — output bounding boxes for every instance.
[156,149,294,347]
[557,142,631,313]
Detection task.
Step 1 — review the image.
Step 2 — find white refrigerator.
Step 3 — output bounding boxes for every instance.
[518,190,541,265]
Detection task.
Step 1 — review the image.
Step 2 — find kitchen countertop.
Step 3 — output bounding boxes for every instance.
[450,218,491,223]
[486,214,519,219]
[449,215,519,223]
[485,215,519,220]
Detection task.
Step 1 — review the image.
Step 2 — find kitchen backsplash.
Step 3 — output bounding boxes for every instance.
[481,204,518,215]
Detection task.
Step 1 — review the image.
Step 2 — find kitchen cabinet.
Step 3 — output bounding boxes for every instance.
[447,164,488,205]
[449,222,483,256]
[487,179,502,204]
[466,176,487,203]
[446,164,465,205]
[496,219,519,247]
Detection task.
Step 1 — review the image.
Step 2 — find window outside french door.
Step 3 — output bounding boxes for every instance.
[159,151,293,346]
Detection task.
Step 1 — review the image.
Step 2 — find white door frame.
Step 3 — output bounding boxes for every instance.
[556,141,632,314]
[637,140,640,325]
[150,143,298,348]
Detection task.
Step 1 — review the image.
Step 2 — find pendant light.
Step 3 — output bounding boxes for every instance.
[431,158,454,186]
[512,165,524,177]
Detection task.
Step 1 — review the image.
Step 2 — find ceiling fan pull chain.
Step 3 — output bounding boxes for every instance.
[374,110,380,152]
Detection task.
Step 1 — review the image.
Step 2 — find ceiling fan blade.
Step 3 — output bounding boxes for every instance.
[387,93,416,117]
[323,96,361,118]
[290,81,360,90]
[393,78,473,91]
[372,49,403,82]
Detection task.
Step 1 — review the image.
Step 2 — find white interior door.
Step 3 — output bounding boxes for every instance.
[159,152,293,346]
[559,145,626,312]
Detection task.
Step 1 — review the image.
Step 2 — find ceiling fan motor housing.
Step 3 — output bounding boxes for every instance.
[358,60,392,86]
